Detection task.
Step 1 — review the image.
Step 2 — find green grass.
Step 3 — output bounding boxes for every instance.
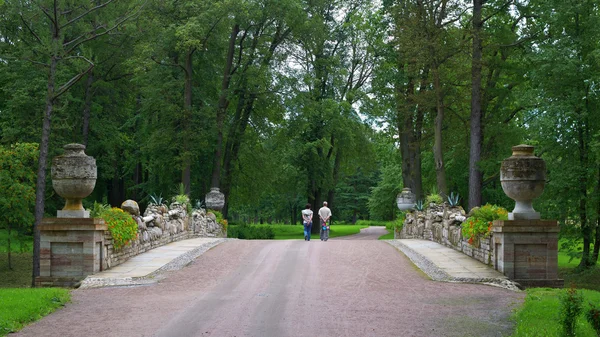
[0,287,70,336]
[0,252,33,288]
[557,241,600,291]
[238,223,368,240]
[378,230,395,240]
[511,288,600,337]
[0,230,32,253]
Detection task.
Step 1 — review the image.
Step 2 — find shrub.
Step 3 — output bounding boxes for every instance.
[100,208,138,250]
[227,224,274,240]
[447,192,460,207]
[209,210,228,231]
[172,183,192,214]
[426,193,443,205]
[585,304,600,336]
[559,286,584,336]
[415,200,424,211]
[394,212,406,232]
[461,204,508,245]
[89,201,110,218]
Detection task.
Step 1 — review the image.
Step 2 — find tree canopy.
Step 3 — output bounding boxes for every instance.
[0,0,599,267]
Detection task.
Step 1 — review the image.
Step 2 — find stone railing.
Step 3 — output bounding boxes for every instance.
[396,203,494,266]
[102,202,226,270]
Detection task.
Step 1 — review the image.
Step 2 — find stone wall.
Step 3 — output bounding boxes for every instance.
[396,203,494,266]
[103,202,226,270]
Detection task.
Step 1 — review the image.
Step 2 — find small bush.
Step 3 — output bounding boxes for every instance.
[209,210,228,231]
[426,193,443,205]
[227,224,274,240]
[100,208,138,250]
[394,211,406,232]
[585,304,600,336]
[559,286,584,337]
[461,204,508,245]
[89,201,110,218]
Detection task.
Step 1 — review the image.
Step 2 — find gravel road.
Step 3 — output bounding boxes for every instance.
[15,240,524,337]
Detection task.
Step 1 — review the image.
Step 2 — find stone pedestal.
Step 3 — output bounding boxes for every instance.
[36,218,106,287]
[491,219,563,288]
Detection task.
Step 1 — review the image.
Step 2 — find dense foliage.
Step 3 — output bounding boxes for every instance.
[227,224,275,240]
[0,143,38,268]
[0,0,599,269]
[100,208,138,250]
[461,204,508,245]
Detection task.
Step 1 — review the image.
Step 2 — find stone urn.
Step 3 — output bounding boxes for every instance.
[205,187,225,211]
[396,188,416,211]
[52,144,97,217]
[500,144,545,220]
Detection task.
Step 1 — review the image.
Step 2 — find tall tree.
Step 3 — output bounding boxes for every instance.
[3,0,144,285]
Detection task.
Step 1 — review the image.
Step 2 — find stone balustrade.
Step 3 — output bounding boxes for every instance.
[396,203,494,266]
[102,202,226,270]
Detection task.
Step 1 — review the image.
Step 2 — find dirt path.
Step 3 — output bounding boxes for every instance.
[16,240,524,337]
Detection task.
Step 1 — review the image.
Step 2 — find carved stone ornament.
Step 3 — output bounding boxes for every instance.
[51,144,97,217]
[500,144,546,220]
[205,187,225,211]
[396,188,416,211]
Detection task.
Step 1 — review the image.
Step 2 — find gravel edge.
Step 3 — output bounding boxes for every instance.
[384,240,522,292]
[80,238,233,289]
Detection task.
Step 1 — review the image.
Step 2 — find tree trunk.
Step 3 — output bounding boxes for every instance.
[7,225,12,270]
[221,91,254,219]
[82,71,94,147]
[413,80,425,201]
[33,54,58,286]
[433,65,448,197]
[396,81,415,193]
[578,115,592,269]
[468,0,484,211]
[181,49,194,195]
[593,163,600,264]
[211,24,239,190]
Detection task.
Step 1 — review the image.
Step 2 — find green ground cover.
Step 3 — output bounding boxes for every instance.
[0,230,32,253]
[378,230,394,240]
[511,288,600,337]
[0,287,70,336]
[257,223,368,240]
[0,253,33,288]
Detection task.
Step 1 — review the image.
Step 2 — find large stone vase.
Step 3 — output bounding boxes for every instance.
[396,188,416,211]
[500,144,545,220]
[205,187,225,211]
[52,144,97,217]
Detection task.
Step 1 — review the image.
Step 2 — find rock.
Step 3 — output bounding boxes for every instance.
[207,212,217,222]
[121,200,140,216]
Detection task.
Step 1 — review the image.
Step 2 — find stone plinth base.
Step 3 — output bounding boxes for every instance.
[36,218,106,287]
[514,279,565,288]
[57,209,90,218]
[491,219,563,288]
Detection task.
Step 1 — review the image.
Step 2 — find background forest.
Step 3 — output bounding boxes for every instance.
[0,1,599,264]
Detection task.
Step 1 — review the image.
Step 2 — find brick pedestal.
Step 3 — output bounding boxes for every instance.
[36,218,106,287]
[491,219,563,288]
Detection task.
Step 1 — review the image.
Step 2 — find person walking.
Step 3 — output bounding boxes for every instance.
[318,201,332,241]
[301,204,313,241]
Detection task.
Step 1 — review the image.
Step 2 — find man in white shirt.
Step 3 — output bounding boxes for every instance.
[318,201,332,241]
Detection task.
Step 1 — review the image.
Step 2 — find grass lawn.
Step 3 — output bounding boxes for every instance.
[378,230,394,240]
[266,224,368,240]
[0,230,32,253]
[511,288,600,337]
[0,253,33,288]
[0,287,70,336]
[557,242,600,292]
